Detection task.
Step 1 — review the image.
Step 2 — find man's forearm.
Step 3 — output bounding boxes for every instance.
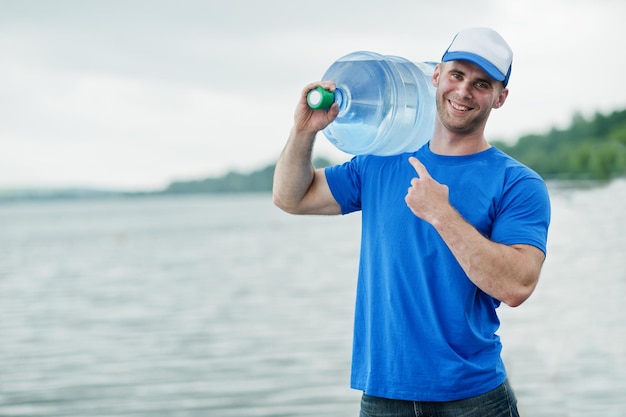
[405,157,544,307]
[272,129,317,212]
[430,207,544,307]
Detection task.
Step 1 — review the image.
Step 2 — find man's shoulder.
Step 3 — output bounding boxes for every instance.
[490,147,545,182]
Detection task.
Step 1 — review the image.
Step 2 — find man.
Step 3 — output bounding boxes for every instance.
[273,27,550,417]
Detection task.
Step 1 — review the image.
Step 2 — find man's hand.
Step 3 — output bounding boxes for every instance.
[294,81,340,135]
[404,157,453,225]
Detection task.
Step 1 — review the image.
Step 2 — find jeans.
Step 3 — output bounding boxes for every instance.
[359,380,520,417]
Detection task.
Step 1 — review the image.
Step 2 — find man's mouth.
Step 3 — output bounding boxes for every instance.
[449,100,472,112]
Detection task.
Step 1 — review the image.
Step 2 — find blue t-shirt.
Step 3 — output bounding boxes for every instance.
[325,143,551,402]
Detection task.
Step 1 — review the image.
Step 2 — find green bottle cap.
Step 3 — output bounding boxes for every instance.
[307,86,335,110]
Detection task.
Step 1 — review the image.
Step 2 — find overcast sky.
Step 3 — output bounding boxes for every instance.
[2,0,625,190]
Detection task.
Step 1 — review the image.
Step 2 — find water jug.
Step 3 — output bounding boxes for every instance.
[307,51,437,156]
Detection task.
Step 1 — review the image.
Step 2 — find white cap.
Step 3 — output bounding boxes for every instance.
[442,28,513,86]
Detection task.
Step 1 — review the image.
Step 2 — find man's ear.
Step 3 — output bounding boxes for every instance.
[494,88,509,109]
[432,64,441,87]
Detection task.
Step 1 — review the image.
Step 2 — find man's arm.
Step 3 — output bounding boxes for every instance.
[405,157,545,307]
[272,81,342,215]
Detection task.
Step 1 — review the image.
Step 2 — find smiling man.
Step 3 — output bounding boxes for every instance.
[273,28,551,417]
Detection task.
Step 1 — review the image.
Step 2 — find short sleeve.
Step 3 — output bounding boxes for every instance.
[324,157,363,214]
[491,174,551,254]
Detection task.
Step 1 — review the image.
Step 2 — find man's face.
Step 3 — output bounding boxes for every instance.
[432,60,508,135]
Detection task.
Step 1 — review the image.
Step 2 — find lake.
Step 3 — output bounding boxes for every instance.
[1,180,625,416]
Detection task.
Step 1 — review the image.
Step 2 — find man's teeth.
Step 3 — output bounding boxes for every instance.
[451,101,470,111]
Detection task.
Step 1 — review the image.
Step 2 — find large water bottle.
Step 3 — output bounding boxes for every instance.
[307,51,437,156]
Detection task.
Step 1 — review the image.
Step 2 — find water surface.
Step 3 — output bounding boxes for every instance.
[1,181,625,416]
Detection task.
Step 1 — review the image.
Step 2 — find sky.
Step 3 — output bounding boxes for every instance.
[1,0,625,190]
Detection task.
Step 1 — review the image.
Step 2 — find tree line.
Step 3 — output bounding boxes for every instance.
[493,108,626,180]
[162,158,333,195]
[163,107,626,194]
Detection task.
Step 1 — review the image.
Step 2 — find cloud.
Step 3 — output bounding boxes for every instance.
[1,0,625,188]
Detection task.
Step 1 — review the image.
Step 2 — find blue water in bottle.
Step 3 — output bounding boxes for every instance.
[309,51,437,156]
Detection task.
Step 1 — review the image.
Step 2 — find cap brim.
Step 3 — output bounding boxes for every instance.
[442,51,505,82]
